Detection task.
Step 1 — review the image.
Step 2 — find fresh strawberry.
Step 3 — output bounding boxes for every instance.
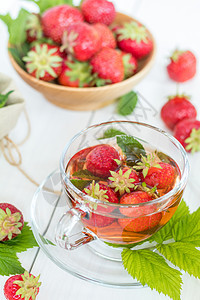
[86,144,121,178]
[118,213,162,232]
[25,14,43,43]
[134,153,176,189]
[120,51,137,79]
[161,94,197,130]
[61,22,100,61]
[93,23,116,50]
[23,44,63,81]
[4,271,41,300]
[90,47,124,84]
[116,21,153,59]
[0,203,24,241]
[58,58,93,87]
[108,167,140,196]
[81,0,116,25]
[41,5,84,44]
[174,118,200,153]
[118,191,162,232]
[167,50,196,82]
[82,181,119,227]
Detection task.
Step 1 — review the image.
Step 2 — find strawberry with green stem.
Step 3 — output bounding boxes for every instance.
[23,44,63,81]
[61,22,101,62]
[134,153,175,189]
[174,118,200,153]
[4,271,41,300]
[120,51,138,79]
[108,167,140,196]
[58,58,93,87]
[83,181,118,227]
[167,49,196,82]
[25,14,43,43]
[0,203,24,241]
[116,21,153,59]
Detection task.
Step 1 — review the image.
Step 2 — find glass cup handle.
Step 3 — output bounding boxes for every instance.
[55,208,95,250]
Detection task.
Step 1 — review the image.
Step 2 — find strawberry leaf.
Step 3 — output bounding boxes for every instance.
[0,246,25,276]
[116,135,146,165]
[0,90,14,108]
[122,248,182,300]
[157,242,200,279]
[70,179,93,190]
[149,199,190,244]
[72,170,102,181]
[1,222,38,253]
[98,128,126,140]
[117,91,138,116]
[172,208,200,247]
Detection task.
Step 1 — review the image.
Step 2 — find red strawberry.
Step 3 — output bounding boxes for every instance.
[108,167,140,196]
[90,48,124,84]
[0,203,24,241]
[82,181,119,227]
[120,51,137,79]
[116,21,153,59]
[81,0,116,25]
[93,23,116,50]
[167,50,196,82]
[58,58,93,87]
[25,14,43,43]
[118,191,162,232]
[4,271,41,300]
[86,144,121,178]
[61,22,100,61]
[41,5,83,44]
[161,94,197,130]
[23,44,63,81]
[174,118,200,153]
[118,213,162,232]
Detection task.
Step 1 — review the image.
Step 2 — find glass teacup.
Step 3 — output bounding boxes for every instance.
[56,121,189,251]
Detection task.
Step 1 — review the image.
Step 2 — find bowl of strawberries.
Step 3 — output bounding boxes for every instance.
[4,0,156,110]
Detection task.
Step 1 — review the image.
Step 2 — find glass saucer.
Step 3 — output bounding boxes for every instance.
[31,170,144,288]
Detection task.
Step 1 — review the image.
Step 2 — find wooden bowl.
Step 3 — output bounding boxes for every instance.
[8,12,156,111]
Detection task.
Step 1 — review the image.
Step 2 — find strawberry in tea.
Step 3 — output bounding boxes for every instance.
[64,127,183,245]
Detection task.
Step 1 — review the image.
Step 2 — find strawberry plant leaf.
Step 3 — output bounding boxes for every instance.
[157,242,200,279]
[149,199,189,244]
[72,170,102,180]
[0,90,14,108]
[117,91,138,116]
[1,222,38,253]
[71,179,93,190]
[0,247,25,276]
[98,128,126,140]
[116,135,146,165]
[172,208,200,247]
[122,248,182,300]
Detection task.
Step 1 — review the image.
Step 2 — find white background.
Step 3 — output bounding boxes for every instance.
[0,0,200,299]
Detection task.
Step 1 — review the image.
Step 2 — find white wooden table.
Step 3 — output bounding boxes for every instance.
[1,0,200,299]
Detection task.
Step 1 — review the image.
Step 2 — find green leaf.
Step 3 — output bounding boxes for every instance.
[157,242,200,279]
[172,208,200,247]
[122,248,182,300]
[98,128,126,140]
[117,91,138,116]
[1,222,38,253]
[24,0,73,13]
[0,13,13,34]
[116,135,146,165]
[0,247,25,276]
[149,200,190,244]
[105,240,146,249]
[70,179,92,190]
[9,9,30,46]
[72,170,102,180]
[0,90,14,108]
